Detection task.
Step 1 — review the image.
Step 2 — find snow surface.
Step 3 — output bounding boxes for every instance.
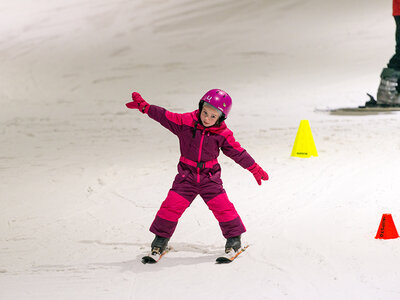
[1,0,400,299]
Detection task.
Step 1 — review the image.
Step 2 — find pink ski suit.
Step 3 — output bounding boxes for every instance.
[146,105,256,239]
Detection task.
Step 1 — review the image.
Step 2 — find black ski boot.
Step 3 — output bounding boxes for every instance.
[377,67,400,106]
[151,235,170,255]
[225,235,241,253]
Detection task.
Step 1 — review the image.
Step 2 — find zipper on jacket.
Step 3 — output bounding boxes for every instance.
[197,130,206,183]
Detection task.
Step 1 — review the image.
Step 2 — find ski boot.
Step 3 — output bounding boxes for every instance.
[225,235,241,254]
[376,68,400,106]
[150,235,170,255]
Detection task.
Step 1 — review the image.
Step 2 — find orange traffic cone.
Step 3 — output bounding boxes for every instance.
[375,214,399,239]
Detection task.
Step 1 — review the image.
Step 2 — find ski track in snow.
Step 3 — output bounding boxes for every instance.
[1,0,400,299]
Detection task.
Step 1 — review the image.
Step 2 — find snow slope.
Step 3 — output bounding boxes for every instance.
[1,0,400,299]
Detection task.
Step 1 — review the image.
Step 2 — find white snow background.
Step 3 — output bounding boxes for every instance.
[1,0,400,299]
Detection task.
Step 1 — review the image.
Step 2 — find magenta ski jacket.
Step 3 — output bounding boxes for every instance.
[147,105,256,183]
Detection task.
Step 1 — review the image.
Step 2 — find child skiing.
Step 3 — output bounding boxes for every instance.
[125,89,268,259]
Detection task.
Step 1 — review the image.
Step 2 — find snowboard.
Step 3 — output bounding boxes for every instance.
[216,245,249,264]
[316,94,400,115]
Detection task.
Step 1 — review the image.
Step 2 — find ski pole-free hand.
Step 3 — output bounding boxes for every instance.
[126,92,150,114]
[247,163,269,185]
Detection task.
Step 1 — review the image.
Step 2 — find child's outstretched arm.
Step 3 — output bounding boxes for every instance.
[125,92,184,135]
[221,129,269,186]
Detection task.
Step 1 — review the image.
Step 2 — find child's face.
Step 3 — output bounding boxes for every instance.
[200,104,221,127]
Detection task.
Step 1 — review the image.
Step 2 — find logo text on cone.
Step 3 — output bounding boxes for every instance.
[375,214,399,239]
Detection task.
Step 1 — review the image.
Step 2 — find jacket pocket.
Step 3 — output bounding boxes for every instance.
[174,169,191,183]
[208,172,223,185]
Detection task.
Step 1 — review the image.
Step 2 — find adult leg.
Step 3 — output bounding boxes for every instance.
[378,16,400,104]
[387,16,400,70]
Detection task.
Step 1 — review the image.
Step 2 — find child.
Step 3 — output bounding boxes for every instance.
[126,89,268,255]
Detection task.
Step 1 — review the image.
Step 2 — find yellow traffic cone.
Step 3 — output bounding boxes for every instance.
[291,120,318,158]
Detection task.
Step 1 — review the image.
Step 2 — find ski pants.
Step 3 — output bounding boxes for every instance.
[149,173,246,239]
[388,16,400,69]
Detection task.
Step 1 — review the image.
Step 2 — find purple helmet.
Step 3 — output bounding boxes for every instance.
[200,89,232,118]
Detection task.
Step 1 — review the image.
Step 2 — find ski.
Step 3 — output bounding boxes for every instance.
[216,245,249,264]
[316,94,400,115]
[141,247,170,264]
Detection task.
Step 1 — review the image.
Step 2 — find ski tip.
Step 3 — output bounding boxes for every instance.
[141,247,171,264]
[215,245,249,264]
[216,257,232,264]
[141,256,157,264]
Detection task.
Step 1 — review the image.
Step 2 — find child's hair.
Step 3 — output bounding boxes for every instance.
[203,102,223,117]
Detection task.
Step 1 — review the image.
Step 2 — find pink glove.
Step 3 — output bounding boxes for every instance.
[247,163,269,185]
[126,92,150,114]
